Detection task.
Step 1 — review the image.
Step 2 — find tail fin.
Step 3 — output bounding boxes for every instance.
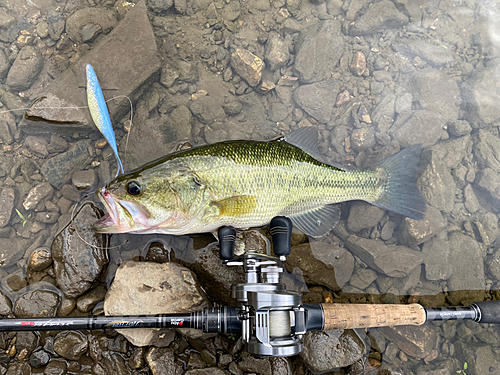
[368,144,427,220]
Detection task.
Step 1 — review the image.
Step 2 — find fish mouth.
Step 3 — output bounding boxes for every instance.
[94,187,152,233]
[94,187,125,233]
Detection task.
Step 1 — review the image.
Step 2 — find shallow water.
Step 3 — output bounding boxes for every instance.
[0,0,499,373]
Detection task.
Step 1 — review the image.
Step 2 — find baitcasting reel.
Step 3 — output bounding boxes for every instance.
[3,217,500,358]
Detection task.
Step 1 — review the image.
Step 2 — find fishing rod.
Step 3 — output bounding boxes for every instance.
[2,217,500,357]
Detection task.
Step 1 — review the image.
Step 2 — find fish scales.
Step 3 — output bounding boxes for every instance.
[95,127,426,236]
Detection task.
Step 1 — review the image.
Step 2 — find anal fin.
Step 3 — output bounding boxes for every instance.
[289,204,341,238]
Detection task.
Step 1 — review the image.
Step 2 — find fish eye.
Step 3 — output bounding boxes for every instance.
[126,181,142,196]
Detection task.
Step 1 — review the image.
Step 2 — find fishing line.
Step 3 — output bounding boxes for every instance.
[69,197,129,251]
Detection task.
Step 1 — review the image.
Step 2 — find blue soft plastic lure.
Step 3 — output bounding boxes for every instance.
[86,64,124,176]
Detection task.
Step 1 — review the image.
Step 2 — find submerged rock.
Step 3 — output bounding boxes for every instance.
[230,48,264,87]
[104,260,209,347]
[300,329,365,372]
[6,46,43,91]
[51,202,108,298]
[53,331,88,361]
[294,80,339,123]
[40,140,93,189]
[378,325,438,359]
[349,0,408,35]
[346,235,422,278]
[0,187,15,228]
[14,289,60,318]
[294,20,344,83]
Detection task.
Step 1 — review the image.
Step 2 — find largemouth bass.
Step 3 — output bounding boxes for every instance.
[94,127,427,238]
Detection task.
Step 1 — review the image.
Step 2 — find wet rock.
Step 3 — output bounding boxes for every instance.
[148,0,173,12]
[47,135,69,154]
[0,120,13,145]
[417,149,456,212]
[230,49,264,87]
[28,247,52,272]
[221,1,240,21]
[23,182,53,211]
[29,349,50,368]
[294,20,344,83]
[264,32,290,72]
[346,235,422,277]
[183,243,244,305]
[16,331,38,357]
[60,185,80,202]
[44,359,67,375]
[189,96,225,124]
[5,362,30,375]
[35,212,59,224]
[380,220,397,241]
[6,46,43,91]
[392,40,455,67]
[286,242,343,290]
[475,168,500,209]
[223,102,242,116]
[268,102,289,122]
[447,232,485,294]
[391,110,446,147]
[0,49,10,79]
[47,11,65,40]
[456,344,500,375]
[372,93,395,133]
[398,206,447,247]
[186,369,225,375]
[238,357,272,374]
[25,136,49,158]
[294,80,339,123]
[350,268,377,290]
[57,295,75,317]
[81,23,102,43]
[51,203,108,298]
[347,202,385,232]
[145,347,183,375]
[95,351,130,375]
[378,325,438,359]
[408,69,461,122]
[422,236,452,281]
[66,8,118,43]
[20,1,160,136]
[76,285,106,312]
[0,290,12,315]
[448,120,472,137]
[40,140,92,189]
[104,260,209,346]
[14,290,60,318]
[432,135,472,170]
[129,347,145,369]
[72,170,96,191]
[0,238,31,268]
[53,331,87,361]
[301,329,365,372]
[0,188,15,228]
[349,0,407,35]
[464,184,480,214]
[169,105,193,140]
[474,129,500,173]
[350,51,366,76]
[462,61,500,128]
[473,212,499,247]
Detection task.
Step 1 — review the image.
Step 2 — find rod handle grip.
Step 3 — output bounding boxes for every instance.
[320,303,426,330]
[472,301,500,324]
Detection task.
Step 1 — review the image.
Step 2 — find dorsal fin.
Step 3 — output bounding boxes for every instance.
[282,127,319,156]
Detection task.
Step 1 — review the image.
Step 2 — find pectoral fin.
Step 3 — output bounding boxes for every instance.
[211,196,258,217]
[289,204,341,238]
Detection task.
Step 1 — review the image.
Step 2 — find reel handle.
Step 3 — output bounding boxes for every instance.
[269,216,292,258]
[316,303,426,330]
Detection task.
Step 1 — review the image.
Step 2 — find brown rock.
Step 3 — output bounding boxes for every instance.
[350,51,366,76]
[230,49,264,87]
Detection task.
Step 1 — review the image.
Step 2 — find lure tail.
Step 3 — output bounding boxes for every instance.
[369,144,427,220]
[86,64,124,176]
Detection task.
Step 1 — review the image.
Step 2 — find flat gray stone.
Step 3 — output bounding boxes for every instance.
[104,260,209,347]
[346,235,422,278]
[40,140,92,189]
[294,80,339,123]
[349,0,408,35]
[20,0,160,135]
